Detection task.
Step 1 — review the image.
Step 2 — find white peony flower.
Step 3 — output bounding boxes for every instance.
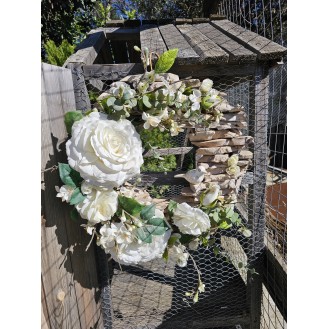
[66,112,144,188]
[172,202,210,235]
[55,185,75,202]
[189,90,202,111]
[202,184,221,206]
[75,189,118,225]
[200,79,213,93]
[169,244,189,267]
[142,112,162,129]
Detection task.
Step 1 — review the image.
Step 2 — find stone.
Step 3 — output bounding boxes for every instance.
[212,129,242,139]
[188,130,216,142]
[207,165,248,175]
[197,154,229,163]
[190,183,207,193]
[204,174,231,182]
[222,112,246,122]
[191,139,228,147]
[237,160,250,166]
[184,79,201,88]
[239,150,253,159]
[196,146,243,155]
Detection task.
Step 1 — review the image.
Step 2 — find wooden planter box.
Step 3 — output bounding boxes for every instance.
[62,16,286,329]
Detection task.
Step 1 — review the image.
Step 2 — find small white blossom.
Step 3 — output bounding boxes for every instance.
[170,121,184,136]
[200,79,213,93]
[115,222,134,245]
[189,90,202,111]
[142,112,162,129]
[169,244,189,267]
[55,185,75,203]
[202,184,221,206]
[97,223,119,253]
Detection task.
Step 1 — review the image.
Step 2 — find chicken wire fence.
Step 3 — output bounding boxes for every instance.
[71,69,269,329]
[218,1,287,328]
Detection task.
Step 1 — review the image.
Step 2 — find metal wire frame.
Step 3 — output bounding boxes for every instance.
[219,1,287,328]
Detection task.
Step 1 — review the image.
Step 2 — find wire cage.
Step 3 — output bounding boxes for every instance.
[65,17,286,329]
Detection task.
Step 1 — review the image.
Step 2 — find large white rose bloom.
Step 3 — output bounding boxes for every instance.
[107,209,171,265]
[172,203,210,235]
[75,187,118,225]
[66,112,144,188]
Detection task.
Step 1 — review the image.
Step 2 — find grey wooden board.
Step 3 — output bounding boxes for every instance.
[194,23,257,63]
[177,24,229,64]
[211,20,287,60]
[144,147,193,158]
[64,31,106,66]
[158,24,200,64]
[41,63,102,329]
[140,25,167,55]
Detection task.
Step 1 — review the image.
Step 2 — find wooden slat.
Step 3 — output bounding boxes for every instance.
[41,63,103,329]
[195,23,257,63]
[144,147,193,157]
[140,25,167,55]
[211,19,287,60]
[83,63,144,80]
[177,24,229,64]
[158,24,200,64]
[64,31,106,66]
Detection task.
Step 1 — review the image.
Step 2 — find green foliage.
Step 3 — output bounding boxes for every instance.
[136,215,168,243]
[58,163,83,188]
[124,9,137,19]
[118,195,144,215]
[139,128,177,172]
[64,111,83,134]
[155,49,179,74]
[69,188,86,205]
[44,40,75,66]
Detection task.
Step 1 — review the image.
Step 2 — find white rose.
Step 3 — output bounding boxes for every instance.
[169,244,189,267]
[172,202,210,235]
[107,209,171,265]
[66,112,144,188]
[55,185,75,202]
[75,189,118,225]
[200,79,213,93]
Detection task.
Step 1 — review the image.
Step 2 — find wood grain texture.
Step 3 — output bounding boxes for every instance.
[158,24,200,65]
[211,20,287,60]
[64,31,107,66]
[177,24,229,64]
[41,63,103,329]
[195,23,257,63]
[140,25,167,55]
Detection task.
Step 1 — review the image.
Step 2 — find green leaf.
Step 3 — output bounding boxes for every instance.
[213,246,220,256]
[58,163,83,188]
[58,163,76,187]
[142,95,152,108]
[162,248,169,261]
[136,227,153,243]
[167,234,180,247]
[140,204,156,221]
[218,219,232,229]
[167,200,178,213]
[145,217,167,235]
[70,208,80,222]
[69,188,86,205]
[64,111,83,135]
[154,48,179,74]
[118,196,144,215]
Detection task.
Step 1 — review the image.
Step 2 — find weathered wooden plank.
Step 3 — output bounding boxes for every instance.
[106,19,125,27]
[41,63,103,329]
[211,19,287,60]
[175,18,192,25]
[192,17,210,24]
[64,31,107,66]
[195,23,257,63]
[177,24,229,64]
[144,147,193,158]
[140,25,167,55]
[158,24,200,64]
[83,63,144,80]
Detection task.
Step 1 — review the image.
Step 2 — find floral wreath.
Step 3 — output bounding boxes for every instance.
[56,47,252,303]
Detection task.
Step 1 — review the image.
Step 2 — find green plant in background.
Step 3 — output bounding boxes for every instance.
[93,0,112,26]
[44,40,75,66]
[139,128,177,173]
[123,9,137,19]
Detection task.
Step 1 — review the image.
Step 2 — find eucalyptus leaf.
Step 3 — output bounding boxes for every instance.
[145,217,167,235]
[58,163,76,187]
[154,48,179,74]
[168,200,178,213]
[140,204,156,221]
[69,188,86,205]
[64,111,83,134]
[136,227,152,243]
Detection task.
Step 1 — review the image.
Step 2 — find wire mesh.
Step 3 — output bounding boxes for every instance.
[80,71,268,329]
[219,1,287,328]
